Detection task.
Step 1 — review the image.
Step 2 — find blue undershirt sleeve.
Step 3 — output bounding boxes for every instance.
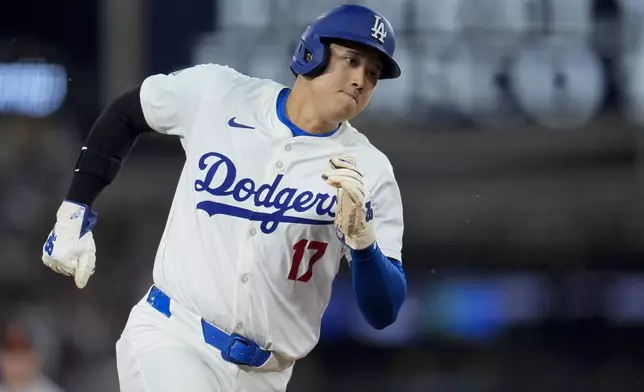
[349,243,407,330]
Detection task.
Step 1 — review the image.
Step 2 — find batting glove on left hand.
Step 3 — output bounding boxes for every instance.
[42,200,97,289]
[322,156,376,251]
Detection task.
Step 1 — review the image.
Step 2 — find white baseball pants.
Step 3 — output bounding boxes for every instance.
[115,289,294,392]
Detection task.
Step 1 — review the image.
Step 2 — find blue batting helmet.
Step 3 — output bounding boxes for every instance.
[290,4,401,80]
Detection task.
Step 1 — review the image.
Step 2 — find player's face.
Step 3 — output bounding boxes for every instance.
[310,42,382,122]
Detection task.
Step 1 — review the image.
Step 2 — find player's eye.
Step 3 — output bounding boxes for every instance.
[366,66,381,82]
[345,57,358,66]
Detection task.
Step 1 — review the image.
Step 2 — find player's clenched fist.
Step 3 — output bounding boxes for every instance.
[42,200,98,289]
[322,156,376,250]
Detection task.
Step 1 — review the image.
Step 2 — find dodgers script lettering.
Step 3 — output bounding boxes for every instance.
[194,152,336,234]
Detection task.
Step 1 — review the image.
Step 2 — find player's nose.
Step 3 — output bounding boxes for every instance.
[350,68,366,91]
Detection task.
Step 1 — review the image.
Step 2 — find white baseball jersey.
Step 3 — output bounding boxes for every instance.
[139,64,404,360]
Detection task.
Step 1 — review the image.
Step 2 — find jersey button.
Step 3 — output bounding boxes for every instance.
[249,228,257,236]
[236,322,244,331]
[285,145,292,152]
[276,161,284,169]
[241,274,249,283]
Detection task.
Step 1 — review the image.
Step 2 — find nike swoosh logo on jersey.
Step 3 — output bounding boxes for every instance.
[194,152,336,234]
[227,117,255,129]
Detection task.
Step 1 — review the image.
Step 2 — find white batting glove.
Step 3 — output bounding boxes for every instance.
[42,200,97,289]
[322,156,376,251]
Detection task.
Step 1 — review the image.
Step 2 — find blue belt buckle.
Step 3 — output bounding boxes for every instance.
[222,333,260,366]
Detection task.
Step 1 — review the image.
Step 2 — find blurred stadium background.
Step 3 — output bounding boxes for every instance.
[2,0,644,391]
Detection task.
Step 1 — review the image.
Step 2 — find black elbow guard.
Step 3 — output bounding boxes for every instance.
[73,146,123,185]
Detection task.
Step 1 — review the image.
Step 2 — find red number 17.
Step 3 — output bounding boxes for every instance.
[287,239,328,283]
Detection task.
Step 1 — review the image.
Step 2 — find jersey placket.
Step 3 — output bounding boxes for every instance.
[230,150,266,337]
[230,219,258,336]
[230,141,293,339]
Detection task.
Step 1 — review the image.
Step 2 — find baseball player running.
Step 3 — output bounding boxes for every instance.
[41,4,407,391]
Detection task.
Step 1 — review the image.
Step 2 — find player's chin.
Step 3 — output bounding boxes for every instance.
[334,107,358,122]
[333,100,360,119]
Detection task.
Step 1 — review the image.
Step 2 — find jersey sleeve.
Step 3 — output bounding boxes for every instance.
[369,162,404,262]
[139,64,240,138]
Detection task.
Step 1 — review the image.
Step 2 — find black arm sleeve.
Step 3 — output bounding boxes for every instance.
[66,85,154,207]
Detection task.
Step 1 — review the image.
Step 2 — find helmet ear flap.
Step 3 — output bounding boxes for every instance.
[290,30,331,79]
[302,44,330,79]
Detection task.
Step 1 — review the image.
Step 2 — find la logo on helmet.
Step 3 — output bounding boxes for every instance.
[370,15,387,44]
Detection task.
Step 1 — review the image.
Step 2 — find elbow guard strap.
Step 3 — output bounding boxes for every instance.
[74,146,123,184]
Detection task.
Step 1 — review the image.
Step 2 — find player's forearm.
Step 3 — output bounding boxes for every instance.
[350,243,407,330]
[66,85,153,207]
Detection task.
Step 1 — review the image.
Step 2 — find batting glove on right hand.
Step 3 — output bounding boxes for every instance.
[42,200,97,289]
[322,156,376,251]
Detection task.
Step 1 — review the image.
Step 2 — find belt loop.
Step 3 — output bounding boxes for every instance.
[147,286,171,318]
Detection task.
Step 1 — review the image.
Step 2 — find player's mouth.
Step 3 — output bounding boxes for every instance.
[341,91,358,104]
